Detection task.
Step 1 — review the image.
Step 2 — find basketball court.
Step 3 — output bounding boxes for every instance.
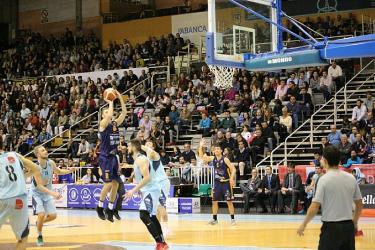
[0,209,375,250]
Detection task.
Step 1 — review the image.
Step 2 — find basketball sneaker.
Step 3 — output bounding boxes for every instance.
[96,206,106,220]
[156,242,169,250]
[36,235,44,246]
[105,208,114,222]
[208,219,218,225]
[113,210,121,220]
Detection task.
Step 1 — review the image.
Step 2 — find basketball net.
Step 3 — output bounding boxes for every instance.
[208,64,236,89]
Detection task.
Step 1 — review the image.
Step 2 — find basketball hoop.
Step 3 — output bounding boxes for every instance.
[208,64,235,89]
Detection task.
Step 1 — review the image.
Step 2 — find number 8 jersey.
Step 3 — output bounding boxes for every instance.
[0,152,27,200]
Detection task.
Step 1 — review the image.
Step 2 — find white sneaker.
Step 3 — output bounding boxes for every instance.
[231,219,236,226]
[208,219,218,225]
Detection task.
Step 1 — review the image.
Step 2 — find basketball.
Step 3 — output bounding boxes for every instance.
[103,88,117,101]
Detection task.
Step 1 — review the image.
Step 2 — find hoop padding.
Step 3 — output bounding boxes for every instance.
[208,65,235,89]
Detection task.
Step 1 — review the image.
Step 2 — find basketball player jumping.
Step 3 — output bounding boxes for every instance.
[96,89,127,222]
[0,140,61,250]
[198,139,236,225]
[125,139,168,250]
[142,140,171,235]
[32,145,79,246]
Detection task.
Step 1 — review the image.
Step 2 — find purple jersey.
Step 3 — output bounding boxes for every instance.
[213,156,229,182]
[99,123,120,156]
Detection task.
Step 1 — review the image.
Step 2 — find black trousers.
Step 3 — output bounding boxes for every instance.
[277,189,300,213]
[319,220,355,250]
[257,191,278,211]
[115,179,125,211]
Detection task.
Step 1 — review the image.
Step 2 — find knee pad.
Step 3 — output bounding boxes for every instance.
[140,210,152,224]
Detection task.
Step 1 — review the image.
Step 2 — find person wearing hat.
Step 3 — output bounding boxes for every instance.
[352,99,368,129]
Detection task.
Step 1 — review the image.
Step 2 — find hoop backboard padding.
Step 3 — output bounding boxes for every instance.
[208,64,236,89]
[316,34,375,59]
[244,49,328,71]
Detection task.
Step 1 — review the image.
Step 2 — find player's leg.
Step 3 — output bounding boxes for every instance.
[114,179,125,220]
[43,198,57,224]
[105,179,119,222]
[209,184,219,225]
[225,182,236,225]
[33,196,46,246]
[9,196,30,250]
[97,157,112,220]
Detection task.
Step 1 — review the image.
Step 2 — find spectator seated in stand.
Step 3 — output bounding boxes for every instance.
[277,163,302,214]
[337,134,352,164]
[257,166,280,214]
[351,133,367,158]
[181,142,196,163]
[239,168,262,213]
[198,112,211,137]
[327,125,342,146]
[352,99,368,130]
[328,61,343,89]
[286,95,302,129]
[365,135,375,163]
[234,140,251,180]
[220,110,236,132]
[57,159,75,184]
[77,137,91,162]
[80,168,98,184]
[343,150,363,168]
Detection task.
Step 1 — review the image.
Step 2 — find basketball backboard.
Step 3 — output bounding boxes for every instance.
[207,0,280,67]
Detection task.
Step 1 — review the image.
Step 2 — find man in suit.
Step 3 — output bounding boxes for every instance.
[277,163,302,214]
[234,140,251,180]
[239,168,262,213]
[257,166,280,213]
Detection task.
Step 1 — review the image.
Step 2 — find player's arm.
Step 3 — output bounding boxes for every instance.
[224,157,236,187]
[353,199,363,230]
[51,160,78,175]
[141,145,159,161]
[120,163,134,169]
[114,90,127,125]
[99,100,114,131]
[198,139,214,163]
[125,158,150,198]
[297,201,320,236]
[17,154,61,199]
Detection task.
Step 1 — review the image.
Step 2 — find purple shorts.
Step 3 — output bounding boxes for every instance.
[99,155,120,183]
[212,181,234,201]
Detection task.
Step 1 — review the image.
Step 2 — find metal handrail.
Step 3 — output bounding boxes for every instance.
[255,141,284,170]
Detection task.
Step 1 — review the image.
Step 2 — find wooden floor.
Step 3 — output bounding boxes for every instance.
[1,209,375,250]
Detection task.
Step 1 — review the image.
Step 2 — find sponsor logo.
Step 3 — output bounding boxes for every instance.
[81,188,91,202]
[363,195,375,205]
[93,188,102,202]
[178,25,207,35]
[7,156,15,164]
[267,57,293,65]
[131,191,143,203]
[68,188,78,202]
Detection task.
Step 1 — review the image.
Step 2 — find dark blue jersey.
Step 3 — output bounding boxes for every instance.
[213,156,230,182]
[99,124,120,156]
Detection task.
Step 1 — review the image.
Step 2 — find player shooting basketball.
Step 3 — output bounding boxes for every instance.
[198,138,236,225]
[32,145,80,246]
[96,89,127,222]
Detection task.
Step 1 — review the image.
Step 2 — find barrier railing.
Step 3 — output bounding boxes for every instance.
[172,165,214,187]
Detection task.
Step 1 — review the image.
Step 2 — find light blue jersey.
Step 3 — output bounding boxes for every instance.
[150,158,168,183]
[134,154,159,193]
[0,152,27,200]
[31,160,53,198]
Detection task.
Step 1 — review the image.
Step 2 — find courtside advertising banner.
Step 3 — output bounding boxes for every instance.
[26,184,68,208]
[360,185,375,209]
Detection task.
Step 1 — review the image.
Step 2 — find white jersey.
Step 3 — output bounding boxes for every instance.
[0,152,27,200]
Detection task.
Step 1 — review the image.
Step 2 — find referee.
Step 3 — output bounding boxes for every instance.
[297,146,363,250]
